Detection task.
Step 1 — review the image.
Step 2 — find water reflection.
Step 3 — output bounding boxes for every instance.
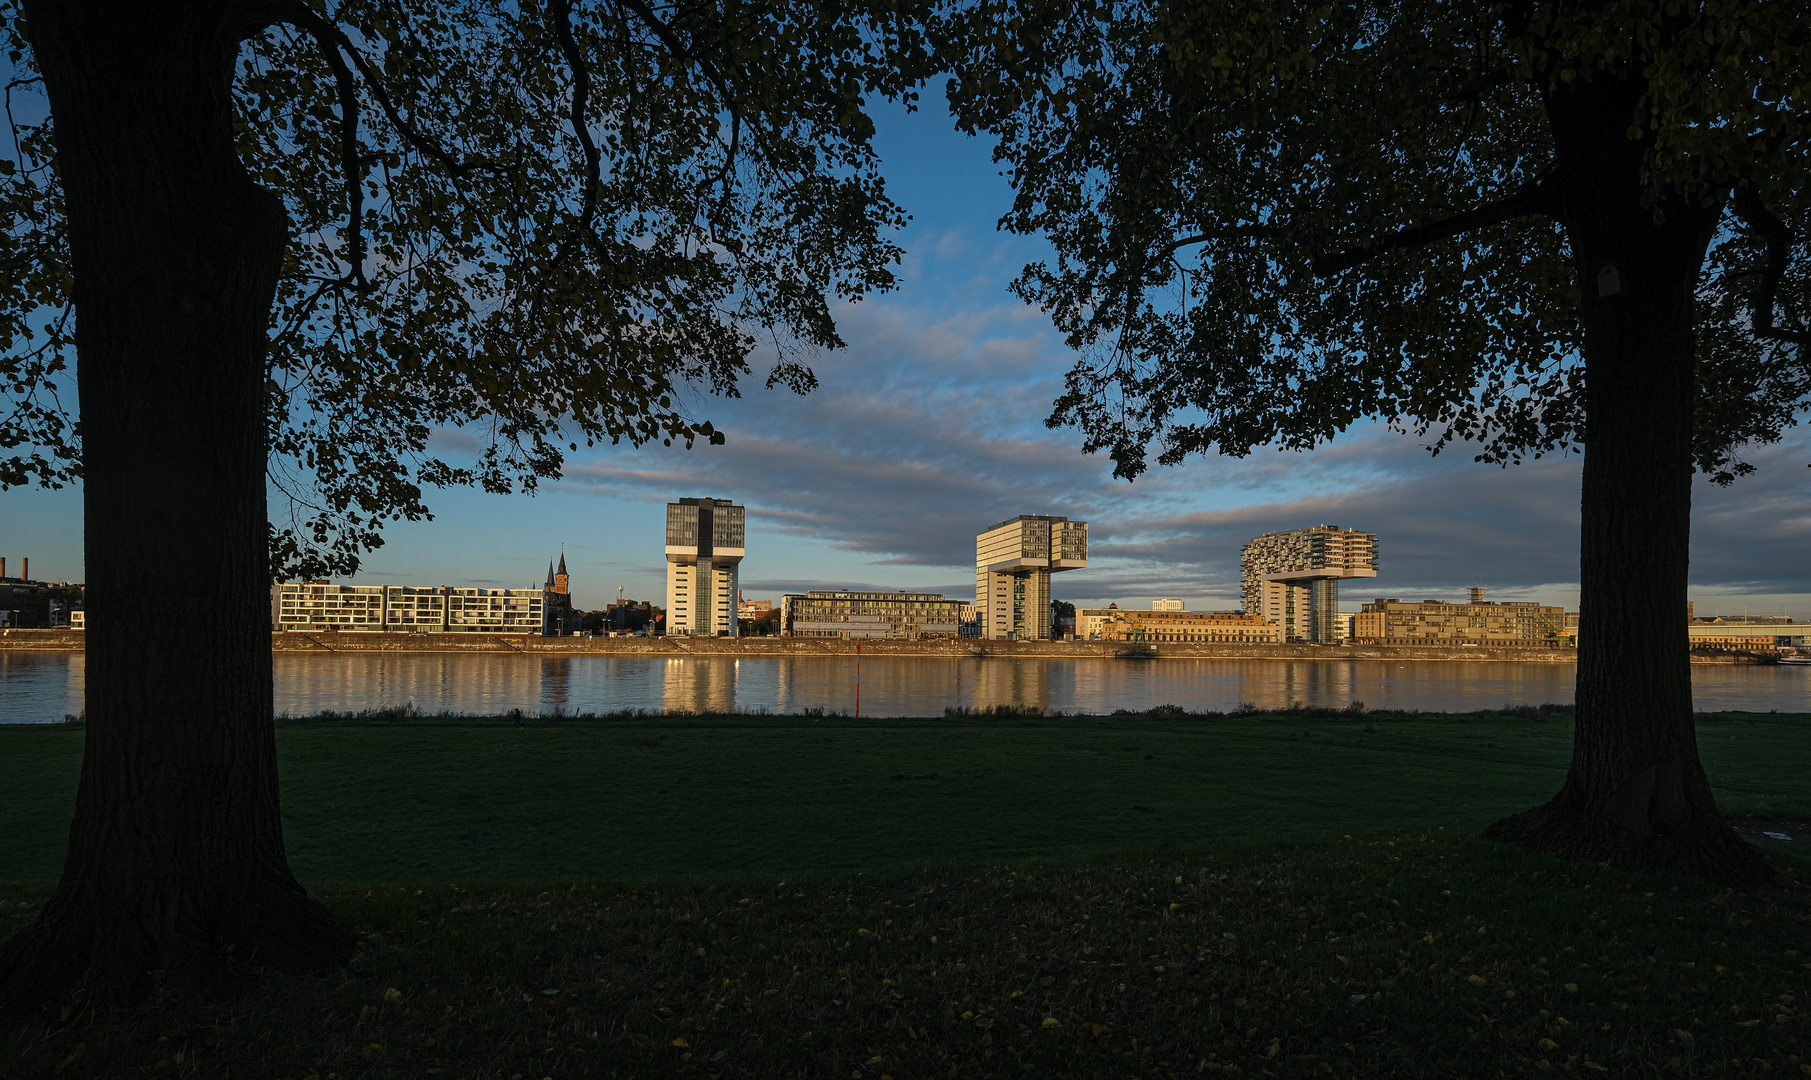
[4,651,1810,724]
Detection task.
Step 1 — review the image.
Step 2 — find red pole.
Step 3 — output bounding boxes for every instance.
[855,640,861,717]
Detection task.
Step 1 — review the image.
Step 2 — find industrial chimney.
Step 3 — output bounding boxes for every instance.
[0,556,6,579]
[19,557,25,581]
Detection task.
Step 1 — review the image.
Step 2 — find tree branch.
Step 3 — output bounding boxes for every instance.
[1310,174,1558,278]
[609,0,748,195]
[549,0,605,267]
[268,2,510,180]
[1730,187,1811,347]
[1164,224,1282,256]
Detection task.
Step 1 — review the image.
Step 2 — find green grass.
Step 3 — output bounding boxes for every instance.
[3,709,1809,883]
[3,710,1810,1078]
[2,833,1808,1078]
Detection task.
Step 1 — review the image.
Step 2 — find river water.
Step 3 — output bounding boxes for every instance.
[2,652,1808,723]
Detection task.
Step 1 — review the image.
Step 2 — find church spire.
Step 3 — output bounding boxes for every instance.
[557,551,567,575]
[545,559,555,588]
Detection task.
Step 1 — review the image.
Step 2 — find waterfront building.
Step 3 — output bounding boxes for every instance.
[1152,598,1185,611]
[975,515,1089,640]
[665,497,745,637]
[1241,525,1378,643]
[1083,606,1279,644]
[781,590,969,639]
[1685,622,1808,652]
[1349,592,1568,647]
[273,582,545,634]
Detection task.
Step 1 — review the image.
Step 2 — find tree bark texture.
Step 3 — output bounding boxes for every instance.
[0,0,355,1013]
[1482,74,1774,889]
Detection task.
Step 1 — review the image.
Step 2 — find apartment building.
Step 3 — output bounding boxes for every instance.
[1241,525,1378,643]
[274,582,546,633]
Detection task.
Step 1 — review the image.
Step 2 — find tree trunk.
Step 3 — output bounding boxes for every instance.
[0,1,354,1013]
[1482,74,1774,889]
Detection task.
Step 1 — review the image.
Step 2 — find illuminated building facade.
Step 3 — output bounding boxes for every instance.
[975,515,1089,640]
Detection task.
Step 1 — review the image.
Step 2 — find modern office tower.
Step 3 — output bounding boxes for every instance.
[1240,524,1378,643]
[665,497,745,636]
[974,515,1089,640]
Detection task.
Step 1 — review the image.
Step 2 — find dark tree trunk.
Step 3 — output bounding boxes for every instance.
[0,1,354,1013]
[1482,73,1774,889]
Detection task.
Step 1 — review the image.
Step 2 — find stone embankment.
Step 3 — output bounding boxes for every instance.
[2,627,1772,662]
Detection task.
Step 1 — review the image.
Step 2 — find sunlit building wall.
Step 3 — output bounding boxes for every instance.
[665,497,745,637]
[1240,525,1378,643]
[781,590,967,638]
[274,582,544,634]
[975,515,1089,640]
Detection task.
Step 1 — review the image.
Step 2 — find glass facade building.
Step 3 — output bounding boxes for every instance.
[974,515,1089,640]
[780,590,973,638]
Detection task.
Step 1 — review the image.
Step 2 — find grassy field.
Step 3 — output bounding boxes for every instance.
[3,709,1809,883]
[2,709,1809,1078]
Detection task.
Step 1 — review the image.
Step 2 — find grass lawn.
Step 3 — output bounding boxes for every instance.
[2,710,1809,882]
[2,709,1809,1078]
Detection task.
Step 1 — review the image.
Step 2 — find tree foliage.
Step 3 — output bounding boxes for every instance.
[1,0,932,577]
[936,0,1809,481]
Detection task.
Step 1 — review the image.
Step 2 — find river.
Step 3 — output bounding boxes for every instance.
[2,652,1808,723]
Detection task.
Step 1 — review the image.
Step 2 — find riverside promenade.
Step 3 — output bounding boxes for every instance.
[0,627,1599,662]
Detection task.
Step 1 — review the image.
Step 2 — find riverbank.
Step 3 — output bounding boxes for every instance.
[1,626,1779,662]
[0,627,1613,661]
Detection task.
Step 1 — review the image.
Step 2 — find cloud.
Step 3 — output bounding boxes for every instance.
[533,256,1811,609]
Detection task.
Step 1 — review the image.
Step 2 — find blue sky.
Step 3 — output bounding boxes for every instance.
[5,94,1809,617]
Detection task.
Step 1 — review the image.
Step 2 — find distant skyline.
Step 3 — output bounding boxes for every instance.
[4,90,1809,618]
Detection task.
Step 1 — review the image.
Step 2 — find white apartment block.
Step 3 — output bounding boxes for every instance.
[274,582,545,633]
[1240,525,1378,643]
[974,515,1088,640]
[666,497,744,636]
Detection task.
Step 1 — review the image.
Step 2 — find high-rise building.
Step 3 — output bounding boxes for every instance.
[974,515,1088,640]
[1240,525,1378,643]
[665,497,745,636]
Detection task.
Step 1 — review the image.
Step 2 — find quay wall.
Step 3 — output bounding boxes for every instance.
[0,628,1769,663]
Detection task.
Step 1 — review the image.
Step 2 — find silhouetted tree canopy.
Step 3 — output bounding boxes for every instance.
[937,0,1808,479]
[1,0,934,577]
[936,0,1809,887]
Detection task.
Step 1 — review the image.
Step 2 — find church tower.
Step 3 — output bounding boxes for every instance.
[553,552,569,596]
